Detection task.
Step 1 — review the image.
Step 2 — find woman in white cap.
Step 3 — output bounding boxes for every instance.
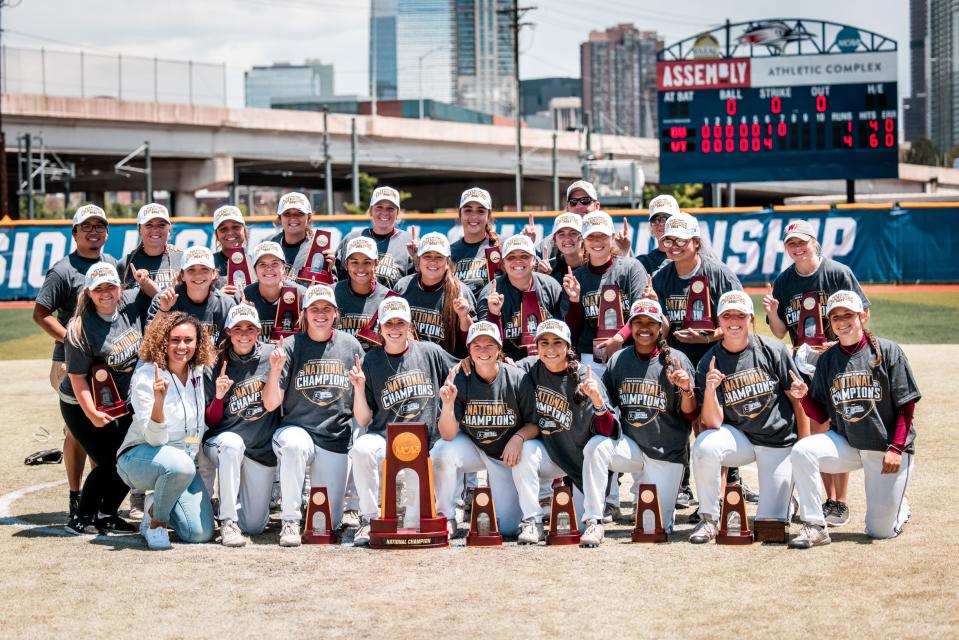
[543,213,585,284]
[688,291,808,544]
[394,232,476,357]
[261,284,366,547]
[349,297,459,546]
[582,299,697,547]
[433,321,539,540]
[333,236,394,350]
[117,311,216,549]
[335,186,415,289]
[147,246,236,346]
[241,241,307,342]
[787,291,920,549]
[763,219,870,526]
[450,187,501,298]
[271,191,321,281]
[60,262,145,535]
[211,205,252,295]
[640,194,678,274]
[529,180,602,268]
[202,304,280,547]
[117,203,182,323]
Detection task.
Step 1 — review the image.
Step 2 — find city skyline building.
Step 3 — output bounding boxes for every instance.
[454,0,515,117]
[904,0,928,141]
[244,60,335,109]
[928,0,959,155]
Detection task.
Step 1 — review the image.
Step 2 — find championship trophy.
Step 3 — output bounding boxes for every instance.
[91,364,128,418]
[357,290,401,347]
[466,487,502,547]
[369,423,449,549]
[270,286,300,341]
[753,518,788,543]
[485,246,502,283]
[225,247,252,290]
[297,230,334,285]
[796,291,826,347]
[716,484,753,545]
[519,291,541,356]
[593,285,624,363]
[631,483,668,543]
[301,486,337,544]
[683,275,715,333]
[546,484,580,545]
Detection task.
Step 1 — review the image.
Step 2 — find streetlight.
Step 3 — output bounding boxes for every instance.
[418,46,443,120]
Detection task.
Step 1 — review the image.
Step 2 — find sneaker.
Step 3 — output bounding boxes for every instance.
[741,480,759,504]
[68,491,81,519]
[788,522,831,549]
[825,500,850,527]
[95,514,137,534]
[517,518,543,545]
[447,519,464,540]
[602,503,620,524]
[143,523,172,550]
[353,517,372,547]
[462,488,475,519]
[279,520,301,547]
[687,508,701,525]
[821,499,834,519]
[341,509,360,529]
[128,491,145,520]
[580,520,604,548]
[675,488,694,510]
[689,515,719,544]
[65,514,98,536]
[220,519,248,547]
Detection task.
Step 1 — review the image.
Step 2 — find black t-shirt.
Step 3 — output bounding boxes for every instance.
[333,280,393,351]
[573,256,648,355]
[335,228,415,289]
[475,272,569,361]
[639,248,668,275]
[394,274,476,357]
[117,246,184,326]
[449,236,494,298]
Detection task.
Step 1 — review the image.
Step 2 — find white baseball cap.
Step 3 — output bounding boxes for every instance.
[459,187,492,210]
[417,232,451,258]
[181,246,216,271]
[501,234,536,258]
[534,318,572,345]
[369,186,401,209]
[663,213,701,240]
[566,180,598,201]
[826,290,865,315]
[378,297,412,324]
[648,194,680,218]
[302,284,337,310]
[783,219,816,242]
[466,321,502,346]
[277,192,313,216]
[345,236,379,261]
[84,262,121,290]
[137,203,170,225]
[213,205,245,230]
[252,241,286,266]
[72,204,108,227]
[552,213,583,235]
[226,303,262,329]
[627,298,665,324]
[582,210,614,237]
[717,291,754,316]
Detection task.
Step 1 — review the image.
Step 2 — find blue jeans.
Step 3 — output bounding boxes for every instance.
[117,444,214,543]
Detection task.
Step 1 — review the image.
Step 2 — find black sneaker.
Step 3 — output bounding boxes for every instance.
[65,514,98,536]
[822,499,835,519]
[687,508,701,525]
[825,500,850,527]
[95,514,138,534]
[741,480,759,504]
[69,491,81,519]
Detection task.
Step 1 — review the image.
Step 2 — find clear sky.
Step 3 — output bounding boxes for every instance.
[4,0,910,107]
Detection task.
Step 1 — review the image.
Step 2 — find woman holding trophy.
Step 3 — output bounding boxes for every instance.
[240,241,307,342]
[449,187,501,298]
[211,205,253,295]
[335,186,416,289]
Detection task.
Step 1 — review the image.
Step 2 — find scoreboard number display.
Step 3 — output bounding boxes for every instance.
[657,20,899,184]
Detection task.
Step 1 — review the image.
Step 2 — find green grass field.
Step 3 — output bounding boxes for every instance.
[0,291,956,361]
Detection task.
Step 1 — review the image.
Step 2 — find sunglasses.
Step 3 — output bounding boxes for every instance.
[567,196,595,206]
[649,215,670,225]
[78,223,108,232]
[662,237,690,248]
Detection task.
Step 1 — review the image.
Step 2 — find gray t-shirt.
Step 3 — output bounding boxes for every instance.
[639,248,668,275]
[572,256,648,354]
[695,336,801,448]
[241,281,307,342]
[475,272,570,361]
[603,347,694,464]
[332,280,393,351]
[394,274,476,357]
[449,236,494,297]
[117,246,183,325]
[204,343,280,466]
[36,251,118,361]
[146,284,237,346]
[809,337,920,453]
[452,362,538,461]
[278,330,366,454]
[771,257,870,346]
[362,340,459,443]
[335,228,415,289]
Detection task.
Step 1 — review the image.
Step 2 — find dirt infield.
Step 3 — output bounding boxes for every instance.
[0,350,956,639]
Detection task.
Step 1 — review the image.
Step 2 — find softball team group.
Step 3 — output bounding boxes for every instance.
[33,180,919,551]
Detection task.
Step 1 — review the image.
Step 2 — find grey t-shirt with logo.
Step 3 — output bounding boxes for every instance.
[394,274,476,357]
[332,280,393,351]
[572,256,648,355]
[335,228,415,289]
[146,284,237,346]
[450,236,494,297]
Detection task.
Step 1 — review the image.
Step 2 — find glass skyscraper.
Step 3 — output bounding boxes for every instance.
[929,0,959,155]
[454,0,515,117]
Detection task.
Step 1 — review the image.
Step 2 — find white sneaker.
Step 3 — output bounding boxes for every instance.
[341,509,360,529]
[220,519,248,548]
[517,518,542,545]
[279,520,301,547]
[143,524,172,550]
[788,523,831,549]
[689,514,719,544]
[353,517,372,547]
[580,520,604,548]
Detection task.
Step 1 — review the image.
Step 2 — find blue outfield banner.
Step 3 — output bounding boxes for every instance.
[2,204,958,300]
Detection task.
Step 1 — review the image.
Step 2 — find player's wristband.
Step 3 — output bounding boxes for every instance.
[591,403,609,415]
[512,433,526,442]
[679,387,695,398]
[887,444,904,455]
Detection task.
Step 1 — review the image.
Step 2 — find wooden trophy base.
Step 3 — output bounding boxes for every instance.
[466,531,503,547]
[302,530,338,545]
[592,337,611,364]
[100,402,129,419]
[369,516,449,549]
[297,269,334,286]
[799,335,826,347]
[546,529,581,545]
[716,530,754,545]
[753,519,788,543]
[631,529,668,543]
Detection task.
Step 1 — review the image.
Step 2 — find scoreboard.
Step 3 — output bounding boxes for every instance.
[657,50,899,184]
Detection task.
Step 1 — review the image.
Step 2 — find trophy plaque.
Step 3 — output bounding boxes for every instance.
[519,290,541,356]
[225,247,252,290]
[270,286,300,341]
[753,519,788,544]
[91,364,128,418]
[683,275,715,332]
[593,285,624,363]
[301,486,337,544]
[546,484,580,546]
[297,230,335,285]
[369,423,449,549]
[466,487,502,547]
[356,290,401,347]
[796,291,826,347]
[631,484,668,543]
[485,246,502,284]
[716,483,753,545]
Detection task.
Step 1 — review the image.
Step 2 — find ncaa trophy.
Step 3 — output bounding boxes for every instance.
[716,484,753,545]
[593,285,624,363]
[301,486,337,544]
[485,246,502,284]
[546,484,580,545]
[796,291,826,347]
[91,364,128,419]
[466,486,503,547]
[225,247,252,290]
[270,286,300,341]
[683,276,715,333]
[631,483,668,543]
[519,291,542,356]
[297,230,335,285]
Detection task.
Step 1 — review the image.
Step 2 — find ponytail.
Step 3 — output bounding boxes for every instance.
[65,289,93,349]
[566,353,587,405]
[485,218,499,247]
[864,329,882,368]
[434,259,463,353]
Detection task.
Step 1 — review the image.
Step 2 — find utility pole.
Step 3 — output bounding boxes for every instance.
[370,1,377,120]
[144,141,152,202]
[499,1,536,212]
[323,108,333,214]
[0,1,10,217]
[351,117,360,206]
[551,132,558,211]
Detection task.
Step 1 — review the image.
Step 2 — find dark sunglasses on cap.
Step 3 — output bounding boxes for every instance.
[567,196,595,206]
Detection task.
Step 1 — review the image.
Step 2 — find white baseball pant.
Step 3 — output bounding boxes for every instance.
[582,434,684,531]
[202,432,275,534]
[512,438,585,527]
[691,424,793,521]
[791,431,912,538]
[272,426,349,528]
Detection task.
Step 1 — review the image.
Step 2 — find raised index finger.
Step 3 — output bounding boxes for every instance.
[709,356,716,371]
[354,353,361,368]
[220,361,227,376]
[788,370,801,383]
[154,364,161,381]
